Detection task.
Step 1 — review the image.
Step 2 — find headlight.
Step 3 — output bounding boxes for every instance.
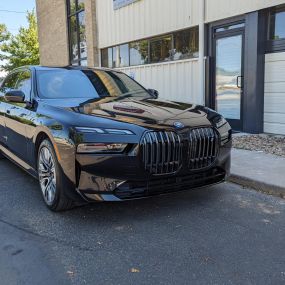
[215,117,232,145]
[75,127,134,135]
[77,143,128,154]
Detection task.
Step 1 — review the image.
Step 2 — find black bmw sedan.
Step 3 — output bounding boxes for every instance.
[0,66,232,211]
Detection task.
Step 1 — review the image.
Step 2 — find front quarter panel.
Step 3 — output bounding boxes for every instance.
[31,110,77,187]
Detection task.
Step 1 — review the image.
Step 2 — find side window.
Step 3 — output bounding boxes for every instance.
[14,70,32,101]
[0,72,19,96]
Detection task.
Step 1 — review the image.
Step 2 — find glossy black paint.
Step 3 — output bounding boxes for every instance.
[0,66,231,203]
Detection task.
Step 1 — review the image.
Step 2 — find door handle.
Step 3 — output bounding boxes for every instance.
[237,76,243,88]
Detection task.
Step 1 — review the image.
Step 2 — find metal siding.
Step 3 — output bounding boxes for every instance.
[96,0,199,48]
[205,0,285,23]
[118,59,201,104]
[264,52,285,135]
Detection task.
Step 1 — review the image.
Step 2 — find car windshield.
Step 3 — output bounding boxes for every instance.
[36,69,151,99]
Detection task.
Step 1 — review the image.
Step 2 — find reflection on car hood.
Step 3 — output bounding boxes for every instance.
[41,97,211,129]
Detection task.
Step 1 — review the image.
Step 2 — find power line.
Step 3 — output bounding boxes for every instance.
[0,9,26,14]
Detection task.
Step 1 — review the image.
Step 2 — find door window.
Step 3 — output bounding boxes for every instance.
[215,35,243,120]
[14,71,32,101]
[0,72,19,95]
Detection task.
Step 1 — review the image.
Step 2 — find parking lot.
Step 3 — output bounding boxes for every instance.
[0,158,285,285]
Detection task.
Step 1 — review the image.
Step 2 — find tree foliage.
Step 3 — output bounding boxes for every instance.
[0,24,10,44]
[0,11,40,71]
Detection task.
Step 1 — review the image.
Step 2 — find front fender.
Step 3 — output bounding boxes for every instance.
[33,125,77,187]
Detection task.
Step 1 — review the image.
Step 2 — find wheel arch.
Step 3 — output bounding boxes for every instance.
[32,126,78,193]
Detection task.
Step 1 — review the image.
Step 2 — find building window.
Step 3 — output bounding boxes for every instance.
[101,26,199,68]
[130,40,149,66]
[150,35,172,63]
[67,0,87,65]
[173,27,199,60]
[267,6,285,53]
[269,7,285,40]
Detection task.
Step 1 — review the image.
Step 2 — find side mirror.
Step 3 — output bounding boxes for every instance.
[4,90,25,103]
[148,89,159,99]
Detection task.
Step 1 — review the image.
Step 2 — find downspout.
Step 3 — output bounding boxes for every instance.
[198,0,205,105]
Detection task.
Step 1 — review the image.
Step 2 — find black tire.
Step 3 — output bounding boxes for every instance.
[37,139,74,212]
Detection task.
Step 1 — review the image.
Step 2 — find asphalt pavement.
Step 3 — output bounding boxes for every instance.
[0,158,285,285]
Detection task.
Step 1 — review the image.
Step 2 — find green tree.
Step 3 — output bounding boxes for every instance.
[0,24,10,44]
[0,11,39,72]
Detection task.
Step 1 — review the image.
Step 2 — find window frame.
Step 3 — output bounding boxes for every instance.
[67,0,87,66]
[266,6,285,53]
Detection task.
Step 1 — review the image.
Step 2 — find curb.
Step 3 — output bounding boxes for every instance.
[229,174,285,199]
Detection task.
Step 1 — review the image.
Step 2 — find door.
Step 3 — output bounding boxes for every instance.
[213,23,245,131]
[4,70,33,162]
[0,72,19,146]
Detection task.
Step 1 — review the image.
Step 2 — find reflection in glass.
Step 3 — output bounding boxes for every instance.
[108,48,113,68]
[81,59,87,66]
[0,73,19,93]
[130,40,149,66]
[69,0,76,15]
[101,49,109,68]
[270,9,285,40]
[70,15,78,62]
[119,44,129,67]
[15,71,32,100]
[78,11,87,59]
[68,1,87,65]
[36,69,152,100]
[150,36,172,63]
[216,35,242,120]
[173,27,199,60]
[112,46,118,68]
[77,0,85,10]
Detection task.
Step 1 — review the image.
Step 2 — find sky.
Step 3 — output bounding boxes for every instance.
[0,0,36,35]
[0,0,36,76]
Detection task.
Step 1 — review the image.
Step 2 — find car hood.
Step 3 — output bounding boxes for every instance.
[41,97,212,129]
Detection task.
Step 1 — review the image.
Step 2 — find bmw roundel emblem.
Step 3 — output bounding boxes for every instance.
[173,122,184,129]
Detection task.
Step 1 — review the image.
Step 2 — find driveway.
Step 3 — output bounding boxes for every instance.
[0,158,285,285]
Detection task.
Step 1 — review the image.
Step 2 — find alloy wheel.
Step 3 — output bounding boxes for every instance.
[38,146,57,205]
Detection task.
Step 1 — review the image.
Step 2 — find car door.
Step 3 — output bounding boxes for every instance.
[0,72,19,147]
[0,81,7,146]
[4,69,34,163]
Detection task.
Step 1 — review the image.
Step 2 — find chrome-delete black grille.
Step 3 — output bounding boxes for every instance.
[188,128,219,170]
[141,131,182,175]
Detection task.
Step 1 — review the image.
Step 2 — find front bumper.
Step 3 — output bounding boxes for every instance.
[75,140,231,202]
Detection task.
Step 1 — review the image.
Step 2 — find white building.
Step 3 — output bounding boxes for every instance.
[36,0,285,134]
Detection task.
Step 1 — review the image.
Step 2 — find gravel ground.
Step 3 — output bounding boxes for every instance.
[233,134,285,157]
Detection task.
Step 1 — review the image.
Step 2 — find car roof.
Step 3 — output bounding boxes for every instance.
[30,65,116,73]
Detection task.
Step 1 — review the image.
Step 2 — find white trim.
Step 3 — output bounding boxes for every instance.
[116,58,199,71]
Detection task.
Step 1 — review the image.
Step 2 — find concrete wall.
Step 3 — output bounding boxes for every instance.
[264,52,285,135]
[85,0,99,67]
[36,0,70,66]
[118,59,201,104]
